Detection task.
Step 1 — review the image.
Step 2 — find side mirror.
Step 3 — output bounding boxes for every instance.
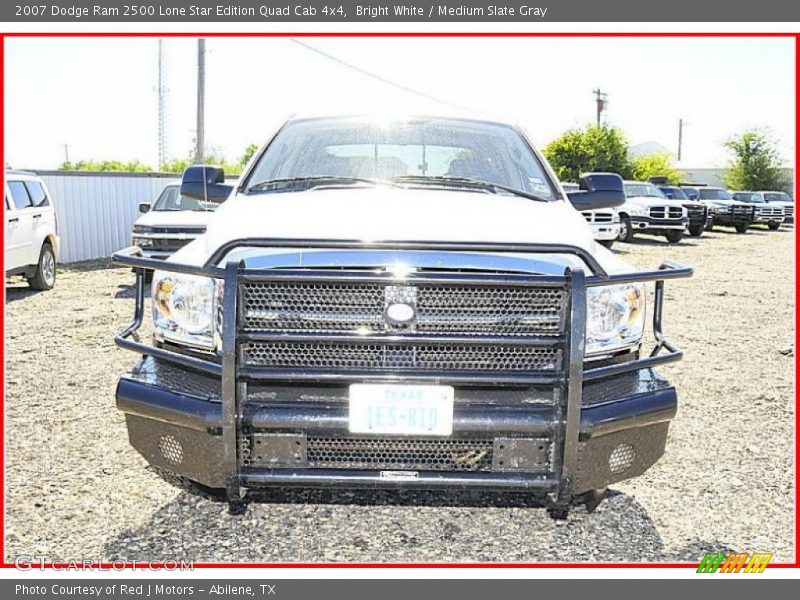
[138,202,151,214]
[180,165,233,203]
[566,172,626,211]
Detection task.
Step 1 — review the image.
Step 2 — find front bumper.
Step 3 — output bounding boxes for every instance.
[589,222,621,241]
[112,241,692,506]
[754,215,785,224]
[630,216,688,231]
[117,357,676,494]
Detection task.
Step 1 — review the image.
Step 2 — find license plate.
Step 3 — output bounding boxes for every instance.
[349,384,454,436]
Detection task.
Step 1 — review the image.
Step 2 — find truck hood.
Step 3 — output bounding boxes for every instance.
[171,186,632,276]
[134,209,217,228]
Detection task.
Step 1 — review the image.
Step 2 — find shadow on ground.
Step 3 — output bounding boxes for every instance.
[102,484,736,564]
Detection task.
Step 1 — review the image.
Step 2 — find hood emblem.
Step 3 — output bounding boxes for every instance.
[384,285,417,328]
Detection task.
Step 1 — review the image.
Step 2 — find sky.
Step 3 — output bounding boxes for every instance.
[3,37,795,170]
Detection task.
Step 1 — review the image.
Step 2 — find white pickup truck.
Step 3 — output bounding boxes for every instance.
[131,182,224,260]
[113,115,692,519]
[562,181,621,248]
[617,181,689,243]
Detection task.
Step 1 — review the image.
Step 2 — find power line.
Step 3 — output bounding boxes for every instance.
[289,39,475,113]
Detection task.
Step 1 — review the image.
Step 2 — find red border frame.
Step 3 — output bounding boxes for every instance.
[0,30,797,571]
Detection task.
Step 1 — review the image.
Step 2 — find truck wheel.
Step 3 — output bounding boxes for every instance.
[688,224,705,237]
[27,242,56,290]
[617,216,634,242]
[735,223,749,234]
[598,239,615,249]
[768,222,781,231]
[705,221,714,232]
[665,230,684,244]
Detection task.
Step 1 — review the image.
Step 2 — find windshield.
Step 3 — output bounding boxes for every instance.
[659,186,688,200]
[624,183,666,198]
[245,117,557,200]
[152,185,221,211]
[681,187,699,200]
[764,192,792,203]
[698,188,733,201]
[733,192,763,203]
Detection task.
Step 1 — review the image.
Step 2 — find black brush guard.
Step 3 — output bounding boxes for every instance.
[113,239,692,510]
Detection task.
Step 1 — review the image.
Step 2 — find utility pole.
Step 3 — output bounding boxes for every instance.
[677,118,688,161]
[157,39,168,169]
[62,144,70,164]
[194,38,206,164]
[593,88,608,126]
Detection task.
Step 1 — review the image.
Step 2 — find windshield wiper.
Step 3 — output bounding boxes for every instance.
[247,176,397,193]
[389,175,551,203]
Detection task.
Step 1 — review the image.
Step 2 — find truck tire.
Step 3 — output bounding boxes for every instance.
[665,229,684,244]
[705,220,714,232]
[617,215,635,242]
[27,242,56,290]
[735,222,749,234]
[768,222,781,231]
[688,223,705,237]
[598,239,615,249]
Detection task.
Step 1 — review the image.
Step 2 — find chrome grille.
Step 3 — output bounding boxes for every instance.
[582,211,614,224]
[648,206,684,220]
[306,436,495,471]
[241,341,561,372]
[241,281,566,337]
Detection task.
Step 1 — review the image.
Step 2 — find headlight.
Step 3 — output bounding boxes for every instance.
[132,236,154,248]
[152,271,220,350]
[133,224,154,234]
[628,205,648,217]
[586,283,645,355]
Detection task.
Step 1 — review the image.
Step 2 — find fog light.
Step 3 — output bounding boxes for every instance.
[158,435,183,465]
[609,443,635,474]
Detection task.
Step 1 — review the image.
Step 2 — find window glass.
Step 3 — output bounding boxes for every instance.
[23,180,49,207]
[8,181,33,210]
[246,117,557,199]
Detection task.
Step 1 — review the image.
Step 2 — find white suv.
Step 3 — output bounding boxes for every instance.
[4,171,60,290]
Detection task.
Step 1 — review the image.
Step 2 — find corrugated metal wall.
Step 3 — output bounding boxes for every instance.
[36,171,178,263]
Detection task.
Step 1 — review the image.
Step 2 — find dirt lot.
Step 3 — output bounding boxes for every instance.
[4,226,795,564]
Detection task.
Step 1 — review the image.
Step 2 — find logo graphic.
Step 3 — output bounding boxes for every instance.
[384,285,417,328]
[696,552,773,573]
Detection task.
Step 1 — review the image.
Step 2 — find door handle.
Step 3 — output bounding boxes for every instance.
[32,214,42,219]
[8,217,18,223]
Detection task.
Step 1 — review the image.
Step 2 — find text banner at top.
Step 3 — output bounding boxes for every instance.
[4,1,800,22]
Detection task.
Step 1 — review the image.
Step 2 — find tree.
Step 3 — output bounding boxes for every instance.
[629,152,684,184]
[543,125,632,183]
[59,159,152,172]
[238,143,259,169]
[722,129,790,192]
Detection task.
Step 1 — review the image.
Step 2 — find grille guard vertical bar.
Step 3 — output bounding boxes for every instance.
[558,268,586,503]
[221,260,243,502]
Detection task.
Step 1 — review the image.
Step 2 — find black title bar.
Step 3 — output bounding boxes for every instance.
[5,1,800,22]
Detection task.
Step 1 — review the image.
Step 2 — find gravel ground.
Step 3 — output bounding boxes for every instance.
[4,226,795,564]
